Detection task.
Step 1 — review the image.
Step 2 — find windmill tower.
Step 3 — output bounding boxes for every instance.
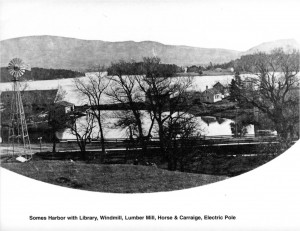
[7,58,32,161]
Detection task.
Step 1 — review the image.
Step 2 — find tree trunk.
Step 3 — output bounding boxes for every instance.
[275,119,288,140]
[168,139,178,171]
[274,118,292,151]
[98,120,105,162]
[135,114,147,161]
[80,140,86,160]
[157,122,166,154]
[52,132,56,153]
[167,154,177,171]
[179,158,185,172]
[52,141,56,153]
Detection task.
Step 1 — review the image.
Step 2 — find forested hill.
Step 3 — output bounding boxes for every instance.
[0,67,84,82]
[1,36,298,72]
[0,36,240,70]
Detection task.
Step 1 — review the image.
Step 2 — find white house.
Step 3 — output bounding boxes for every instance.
[201,86,222,103]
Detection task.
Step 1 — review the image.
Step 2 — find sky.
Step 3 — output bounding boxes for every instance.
[0,0,300,51]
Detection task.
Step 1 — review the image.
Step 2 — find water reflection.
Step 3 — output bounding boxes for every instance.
[198,116,254,137]
[57,111,254,140]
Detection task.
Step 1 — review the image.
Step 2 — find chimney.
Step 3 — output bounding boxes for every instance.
[206,86,208,90]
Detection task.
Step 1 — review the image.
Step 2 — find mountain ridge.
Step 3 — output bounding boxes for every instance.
[244,38,300,54]
[1,36,299,71]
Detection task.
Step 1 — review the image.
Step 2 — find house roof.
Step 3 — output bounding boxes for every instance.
[203,88,221,95]
[213,82,224,88]
[56,101,74,107]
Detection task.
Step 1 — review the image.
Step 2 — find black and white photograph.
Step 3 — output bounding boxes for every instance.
[1,0,300,230]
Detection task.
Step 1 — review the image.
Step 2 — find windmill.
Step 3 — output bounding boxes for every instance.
[7,58,32,161]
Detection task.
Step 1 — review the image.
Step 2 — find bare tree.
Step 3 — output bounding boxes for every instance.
[67,110,95,159]
[161,112,201,170]
[73,73,110,160]
[235,48,300,142]
[112,110,140,139]
[136,57,195,170]
[107,60,155,157]
[137,58,193,144]
[107,57,200,169]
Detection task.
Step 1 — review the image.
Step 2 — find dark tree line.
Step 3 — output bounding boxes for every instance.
[186,65,203,74]
[0,67,84,82]
[184,60,234,73]
[208,60,235,70]
[107,61,180,77]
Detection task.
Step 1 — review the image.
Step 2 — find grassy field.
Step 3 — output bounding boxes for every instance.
[1,160,228,193]
[189,154,277,176]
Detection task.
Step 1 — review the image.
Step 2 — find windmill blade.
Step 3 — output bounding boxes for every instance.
[8,69,16,76]
[8,58,22,67]
[7,58,29,79]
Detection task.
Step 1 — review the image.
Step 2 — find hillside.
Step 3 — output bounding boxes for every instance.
[1,36,299,71]
[0,36,240,71]
[244,39,300,54]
